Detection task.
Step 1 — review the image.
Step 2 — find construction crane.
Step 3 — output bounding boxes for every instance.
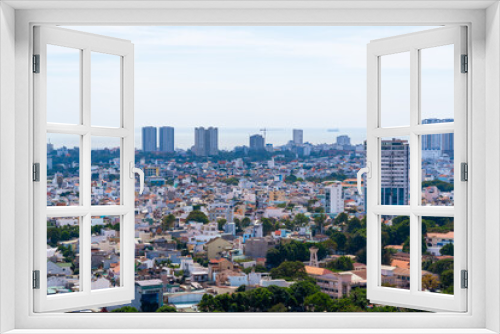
[259,128,283,140]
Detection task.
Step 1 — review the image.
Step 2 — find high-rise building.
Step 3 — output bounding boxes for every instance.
[250,134,265,151]
[422,118,454,157]
[381,138,410,206]
[159,126,174,153]
[293,129,303,145]
[194,127,218,156]
[325,181,344,214]
[336,135,351,146]
[142,126,157,152]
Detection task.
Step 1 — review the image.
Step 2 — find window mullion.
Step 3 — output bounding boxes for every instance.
[81,48,91,294]
[409,47,420,294]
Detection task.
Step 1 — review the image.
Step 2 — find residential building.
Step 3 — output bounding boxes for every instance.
[159,126,174,153]
[305,265,352,299]
[194,127,218,156]
[250,134,265,151]
[425,231,454,256]
[142,126,157,152]
[204,237,233,260]
[337,135,351,146]
[381,138,410,206]
[325,181,343,214]
[293,129,303,145]
[131,280,164,312]
[422,118,454,157]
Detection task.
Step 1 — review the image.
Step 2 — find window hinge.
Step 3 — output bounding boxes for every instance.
[33,54,40,73]
[461,270,468,289]
[33,163,40,182]
[461,162,468,181]
[461,54,468,73]
[33,270,40,289]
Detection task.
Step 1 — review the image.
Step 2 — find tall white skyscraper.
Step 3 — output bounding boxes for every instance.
[142,126,157,152]
[293,129,303,145]
[325,181,344,214]
[194,127,218,156]
[159,126,174,153]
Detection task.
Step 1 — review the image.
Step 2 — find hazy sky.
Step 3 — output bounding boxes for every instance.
[51,25,454,130]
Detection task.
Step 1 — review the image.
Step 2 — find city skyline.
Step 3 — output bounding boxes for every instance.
[52,25,452,131]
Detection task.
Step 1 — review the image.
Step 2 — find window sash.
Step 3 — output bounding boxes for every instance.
[33,25,135,313]
[366,26,468,312]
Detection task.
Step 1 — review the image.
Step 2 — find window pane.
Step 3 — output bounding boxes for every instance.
[381,137,410,206]
[47,133,80,206]
[381,215,410,290]
[91,52,121,127]
[91,137,121,205]
[421,217,454,295]
[47,45,81,124]
[380,52,410,128]
[421,133,454,206]
[47,217,80,294]
[420,45,454,123]
[91,215,121,290]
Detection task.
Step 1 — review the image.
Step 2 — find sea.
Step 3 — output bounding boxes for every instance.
[48,127,367,150]
[134,127,367,151]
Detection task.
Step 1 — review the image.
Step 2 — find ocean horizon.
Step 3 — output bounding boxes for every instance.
[48,127,368,150]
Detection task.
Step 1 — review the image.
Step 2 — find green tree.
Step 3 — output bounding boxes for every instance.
[268,303,288,312]
[440,243,454,256]
[289,280,320,310]
[327,256,354,271]
[111,306,138,312]
[162,214,176,231]
[261,218,274,236]
[305,292,333,312]
[440,269,454,293]
[186,210,209,224]
[293,213,309,228]
[270,261,308,281]
[334,212,349,225]
[422,274,440,292]
[217,218,227,231]
[156,305,177,312]
[347,217,362,233]
[314,214,327,234]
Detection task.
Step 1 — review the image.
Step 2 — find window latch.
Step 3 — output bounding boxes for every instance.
[356,162,371,195]
[33,270,40,289]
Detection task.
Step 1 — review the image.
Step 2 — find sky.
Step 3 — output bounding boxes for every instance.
[47,25,454,149]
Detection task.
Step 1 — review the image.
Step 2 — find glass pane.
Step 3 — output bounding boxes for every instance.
[91,52,121,127]
[380,52,410,128]
[91,137,121,205]
[421,217,454,294]
[47,133,80,206]
[381,215,410,290]
[381,137,410,206]
[91,215,121,290]
[47,45,81,124]
[47,217,80,294]
[421,133,454,206]
[421,45,454,123]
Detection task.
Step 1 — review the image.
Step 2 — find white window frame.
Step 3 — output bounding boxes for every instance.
[1,1,499,333]
[366,26,468,312]
[33,26,136,312]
